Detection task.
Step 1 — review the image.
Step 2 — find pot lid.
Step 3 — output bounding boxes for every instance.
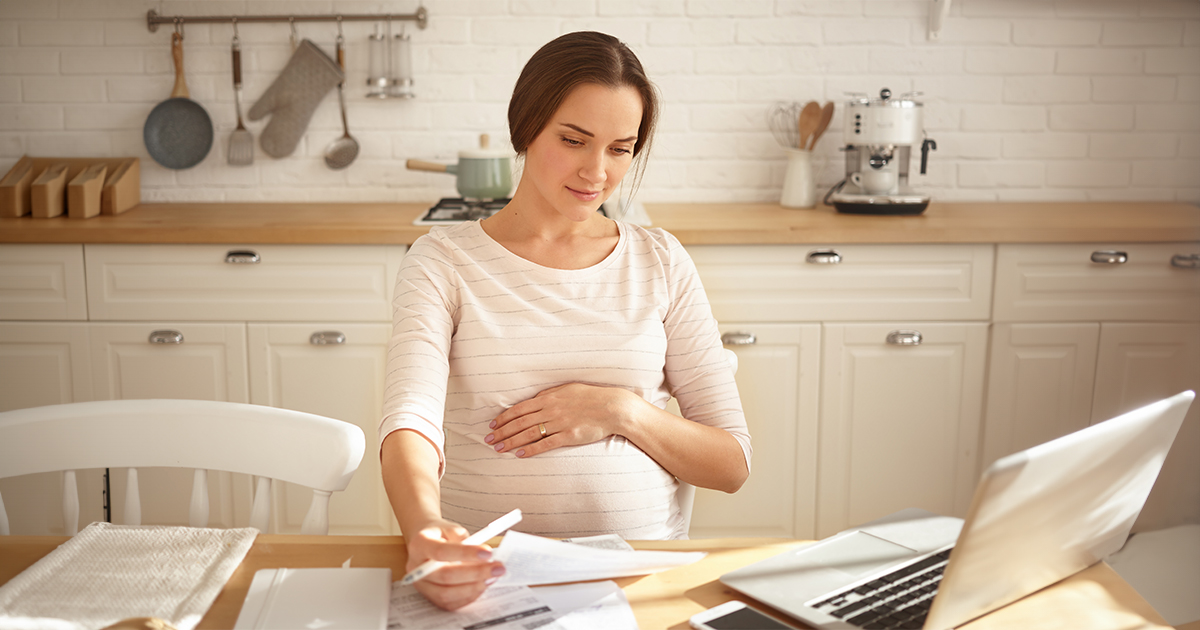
[459,133,513,159]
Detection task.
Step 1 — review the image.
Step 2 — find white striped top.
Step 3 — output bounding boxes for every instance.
[379,219,750,540]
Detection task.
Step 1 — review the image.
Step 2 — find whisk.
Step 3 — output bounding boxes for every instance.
[768,101,804,149]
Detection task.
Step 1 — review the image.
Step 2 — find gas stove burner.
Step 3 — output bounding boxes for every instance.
[414,197,511,225]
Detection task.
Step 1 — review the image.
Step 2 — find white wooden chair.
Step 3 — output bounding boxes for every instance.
[0,399,365,536]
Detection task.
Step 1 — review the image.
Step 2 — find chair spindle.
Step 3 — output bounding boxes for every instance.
[63,470,79,535]
[124,468,140,526]
[189,469,209,528]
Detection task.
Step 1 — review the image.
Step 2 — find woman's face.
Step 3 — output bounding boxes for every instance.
[520,82,643,222]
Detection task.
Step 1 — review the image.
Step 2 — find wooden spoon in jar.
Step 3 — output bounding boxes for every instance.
[797,101,822,151]
[808,101,835,150]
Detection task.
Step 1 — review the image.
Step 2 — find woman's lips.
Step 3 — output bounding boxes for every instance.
[567,186,601,201]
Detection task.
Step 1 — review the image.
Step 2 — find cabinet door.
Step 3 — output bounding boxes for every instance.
[248,323,397,535]
[689,323,821,539]
[1093,323,1200,532]
[817,323,988,538]
[88,323,250,529]
[981,323,1099,470]
[0,323,101,534]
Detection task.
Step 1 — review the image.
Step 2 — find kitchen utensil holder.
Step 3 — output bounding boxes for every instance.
[389,30,415,98]
[0,156,141,219]
[780,149,816,209]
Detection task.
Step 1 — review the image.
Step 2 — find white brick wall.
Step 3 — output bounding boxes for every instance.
[0,0,1197,204]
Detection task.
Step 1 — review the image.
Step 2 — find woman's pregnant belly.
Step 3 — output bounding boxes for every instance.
[439,433,682,539]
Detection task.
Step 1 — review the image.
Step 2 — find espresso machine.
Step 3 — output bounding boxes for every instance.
[827,88,937,215]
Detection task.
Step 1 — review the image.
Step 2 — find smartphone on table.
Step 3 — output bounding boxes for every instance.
[690,600,803,630]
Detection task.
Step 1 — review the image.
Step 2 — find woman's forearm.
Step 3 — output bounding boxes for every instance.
[615,391,750,494]
[380,428,446,537]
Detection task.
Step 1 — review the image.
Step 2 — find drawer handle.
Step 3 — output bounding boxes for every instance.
[1090,251,1127,264]
[721,332,757,346]
[886,330,922,346]
[806,250,842,265]
[148,330,184,344]
[225,250,261,264]
[310,331,346,345]
[1170,254,1200,269]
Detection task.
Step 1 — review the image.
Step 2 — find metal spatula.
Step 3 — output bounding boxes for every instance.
[227,31,253,166]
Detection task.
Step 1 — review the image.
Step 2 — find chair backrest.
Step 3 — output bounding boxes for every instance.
[674,348,740,536]
[0,399,365,536]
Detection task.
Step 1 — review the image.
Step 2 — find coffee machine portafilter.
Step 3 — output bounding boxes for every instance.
[827,88,937,215]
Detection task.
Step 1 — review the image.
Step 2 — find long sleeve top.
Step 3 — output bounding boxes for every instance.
[379,219,750,540]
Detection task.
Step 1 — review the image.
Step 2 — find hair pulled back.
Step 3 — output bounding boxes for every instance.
[508,31,658,160]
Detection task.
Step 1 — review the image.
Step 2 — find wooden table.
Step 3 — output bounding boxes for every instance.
[0,535,1174,630]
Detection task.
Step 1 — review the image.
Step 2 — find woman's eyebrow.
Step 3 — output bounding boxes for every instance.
[559,122,637,144]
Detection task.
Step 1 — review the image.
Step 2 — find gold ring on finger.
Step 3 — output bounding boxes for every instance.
[538,423,547,438]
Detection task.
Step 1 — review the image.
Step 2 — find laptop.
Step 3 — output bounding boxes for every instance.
[721,390,1195,630]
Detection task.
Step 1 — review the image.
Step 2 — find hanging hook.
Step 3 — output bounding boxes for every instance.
[174,17,183,37]
[231,17,239,45]
[336,15,344,43]
[289,17,298,51]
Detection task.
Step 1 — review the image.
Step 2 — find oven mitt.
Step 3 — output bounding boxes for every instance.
[248,39,343,158]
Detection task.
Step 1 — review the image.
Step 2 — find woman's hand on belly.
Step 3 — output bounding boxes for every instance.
[406,518,507,610]
[486,383,640,457]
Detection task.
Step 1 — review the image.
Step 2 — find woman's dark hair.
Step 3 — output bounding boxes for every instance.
[508,31,659,166]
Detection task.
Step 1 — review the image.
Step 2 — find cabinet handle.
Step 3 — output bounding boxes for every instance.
[1090,250,1127,264]
[886,330,922,346]
[1170,254,1200,269]
[310,331,346,345]
[721,332,757,346]
[225,250,261,264]
[148,330,184,344]
[806,250,842,265]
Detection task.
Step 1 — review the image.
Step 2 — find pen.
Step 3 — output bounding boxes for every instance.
[399,508,522,586]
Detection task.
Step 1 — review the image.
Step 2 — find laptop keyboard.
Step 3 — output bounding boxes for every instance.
[811,548,953,630]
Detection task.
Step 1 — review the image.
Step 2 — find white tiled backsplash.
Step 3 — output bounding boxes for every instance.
[0,0,1197,204]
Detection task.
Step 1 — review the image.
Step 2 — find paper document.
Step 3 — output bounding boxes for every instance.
[386,580,638,630]
[532,581,640,630]
[492,530,706,586]
[388,582,560,630]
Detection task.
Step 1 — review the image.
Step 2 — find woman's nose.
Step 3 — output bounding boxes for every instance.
[579,150,607,184]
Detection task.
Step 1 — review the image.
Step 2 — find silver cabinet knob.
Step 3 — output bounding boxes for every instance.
[148,330,184,344]
[721,332,757,346]
[886,330,922,346]
[806,250,842,265]
[225,250,261,264]
[1090,251,1127,264]
[310,331,346,345]
[1170,254,1200,269]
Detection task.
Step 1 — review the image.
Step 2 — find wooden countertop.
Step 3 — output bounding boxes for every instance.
[0,201,1197,245]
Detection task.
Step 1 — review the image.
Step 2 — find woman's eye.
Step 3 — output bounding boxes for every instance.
[611,147,632,156]
[561,136,583,146]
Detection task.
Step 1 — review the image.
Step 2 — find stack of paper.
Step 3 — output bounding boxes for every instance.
[0,522,256,630]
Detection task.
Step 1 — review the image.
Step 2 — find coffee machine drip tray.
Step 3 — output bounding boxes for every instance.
[829,188,931,216]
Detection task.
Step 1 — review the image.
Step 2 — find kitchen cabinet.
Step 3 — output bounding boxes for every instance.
[689,323,821,540]
[984,243,1200,533]
[0,244,405,536]
[247,323,399,535]
[0,321,99,536]
[817,322,988,538]
[687,244,994,539]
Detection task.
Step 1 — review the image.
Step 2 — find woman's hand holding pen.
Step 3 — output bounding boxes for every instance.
[404,518,506,611]
[486,383,641,457]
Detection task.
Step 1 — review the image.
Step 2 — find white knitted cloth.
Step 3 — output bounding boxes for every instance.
[0,522,257,630]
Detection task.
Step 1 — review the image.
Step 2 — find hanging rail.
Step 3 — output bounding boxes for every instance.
[145,6,428,33]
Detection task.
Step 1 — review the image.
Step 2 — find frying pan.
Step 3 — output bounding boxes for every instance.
[144,32,213,170]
